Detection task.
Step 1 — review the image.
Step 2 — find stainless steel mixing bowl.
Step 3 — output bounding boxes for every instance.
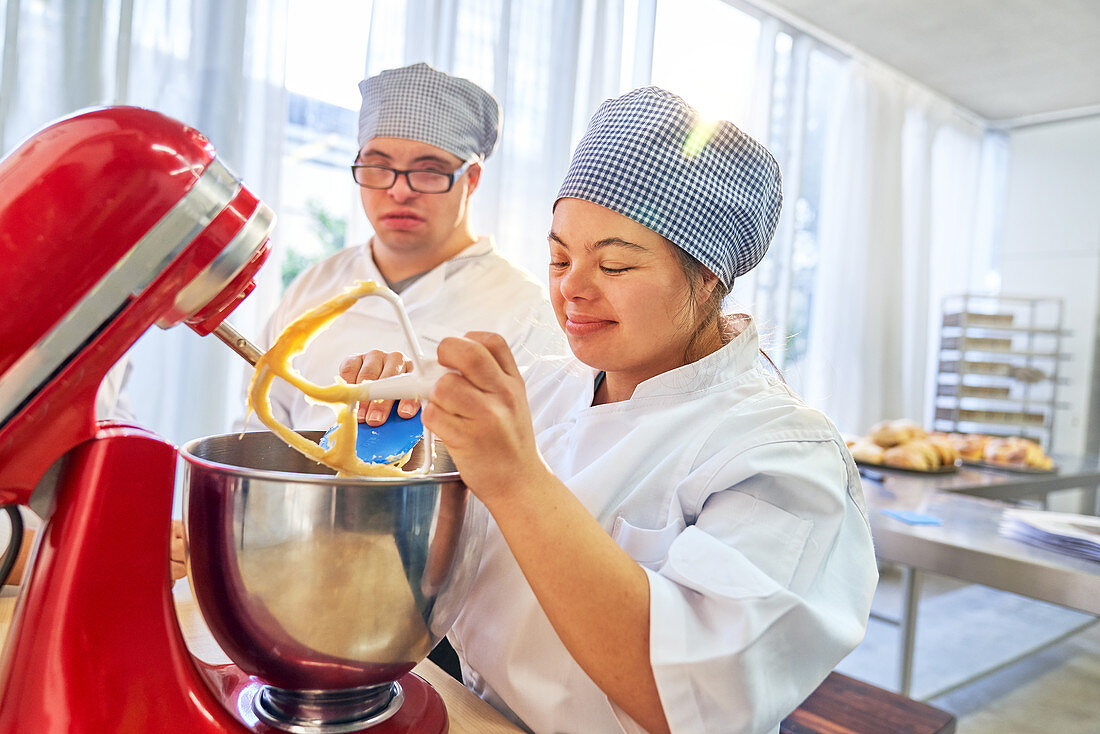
[178,431,485,732]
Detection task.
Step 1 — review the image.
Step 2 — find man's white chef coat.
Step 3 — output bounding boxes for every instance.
[448,315,878,734]
[241,237,565,429]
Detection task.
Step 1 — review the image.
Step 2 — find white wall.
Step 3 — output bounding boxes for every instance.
[999,116,1100,457]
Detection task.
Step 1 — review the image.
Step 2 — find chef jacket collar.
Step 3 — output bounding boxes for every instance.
[442,236,495,276]
[350,236,496,315]
[623,313,760,402]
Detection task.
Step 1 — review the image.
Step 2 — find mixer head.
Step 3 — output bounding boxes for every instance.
[0,106,274,503]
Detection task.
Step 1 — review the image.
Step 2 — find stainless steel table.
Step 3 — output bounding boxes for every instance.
[859,461,1100,698]
[859,453,1100,511]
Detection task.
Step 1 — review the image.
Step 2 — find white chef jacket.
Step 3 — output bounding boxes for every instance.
[448,315,877,734]
[239,237,566,429]
[95,357,135,422]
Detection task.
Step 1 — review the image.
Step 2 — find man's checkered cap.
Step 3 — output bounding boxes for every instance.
[556,87,782,286]
[358,62,501,161]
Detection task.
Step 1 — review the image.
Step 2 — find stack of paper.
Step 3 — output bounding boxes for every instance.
[999,508,1100,562]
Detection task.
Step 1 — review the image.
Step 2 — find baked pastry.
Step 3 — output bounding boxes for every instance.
[907,439,941,468]
[984,436,1053,469]
[897,419,928,441]
[941,432,987,461]
[883,440,939,471]
[869,419,926,448]
[1034,453,1054,471]
[868,420,905,447]
[848,439,885,465]
[925,433,960,467]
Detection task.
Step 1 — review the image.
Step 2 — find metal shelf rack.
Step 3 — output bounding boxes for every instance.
[934,294,1067,449]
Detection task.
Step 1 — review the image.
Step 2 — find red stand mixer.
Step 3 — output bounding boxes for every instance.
[0,108,476,733]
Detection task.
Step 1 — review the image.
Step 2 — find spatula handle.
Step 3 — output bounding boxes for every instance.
[353,361,448,401]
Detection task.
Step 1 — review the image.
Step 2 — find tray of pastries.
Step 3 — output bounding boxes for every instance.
[940,432,1056,473]
[846,419,960,474]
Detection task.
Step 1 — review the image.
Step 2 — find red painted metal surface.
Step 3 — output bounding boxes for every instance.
[0,426,448,733]
[0,106,445,733]
[0,106,214,374]
[0,426,243,732]
[0,106,268,502]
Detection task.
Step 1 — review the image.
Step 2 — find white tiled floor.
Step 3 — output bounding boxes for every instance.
[869,565,1100,734]
[940,624,1100,734]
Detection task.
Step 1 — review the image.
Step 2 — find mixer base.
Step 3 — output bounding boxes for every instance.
[199,662,448,734]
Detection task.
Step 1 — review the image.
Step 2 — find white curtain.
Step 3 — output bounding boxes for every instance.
[355,5,1006,440]
[360,0,655,280]
[802,60,1001,435]
[0,0,288,445]
[3,0,1006,447]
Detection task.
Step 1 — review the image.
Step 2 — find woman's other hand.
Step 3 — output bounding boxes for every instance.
[338,350,420,425]
[427,334,668,733]
[423,332,546,503]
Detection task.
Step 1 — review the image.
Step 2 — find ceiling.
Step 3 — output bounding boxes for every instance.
[756,0,1100,126]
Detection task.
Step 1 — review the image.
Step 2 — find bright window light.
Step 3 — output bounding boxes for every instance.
[285,0,375,110]
[650,0,760,125]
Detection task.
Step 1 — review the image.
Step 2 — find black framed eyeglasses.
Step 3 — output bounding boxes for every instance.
[350,159,475,194]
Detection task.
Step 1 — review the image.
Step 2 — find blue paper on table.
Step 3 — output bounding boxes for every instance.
[319,404,423,464]
[880,509,943,526]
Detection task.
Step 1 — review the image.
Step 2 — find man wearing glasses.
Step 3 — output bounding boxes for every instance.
[244,63,563,430]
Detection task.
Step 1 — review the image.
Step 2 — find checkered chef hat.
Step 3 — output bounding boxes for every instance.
[358,62,501,162]
[556,87,782,287]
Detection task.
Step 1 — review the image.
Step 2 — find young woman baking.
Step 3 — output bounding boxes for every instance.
[340,87,878,734]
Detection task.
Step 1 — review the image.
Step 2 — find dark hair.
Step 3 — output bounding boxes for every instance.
[671,243,729,363]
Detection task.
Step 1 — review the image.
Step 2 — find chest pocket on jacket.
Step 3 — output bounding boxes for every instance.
[612,516,687,571]
[704,490,814,588]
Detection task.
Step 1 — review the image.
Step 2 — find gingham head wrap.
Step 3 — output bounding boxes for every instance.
[358,62,501,161]
[556,87,782,287]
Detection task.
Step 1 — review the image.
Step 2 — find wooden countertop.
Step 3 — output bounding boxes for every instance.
[0,583,522,734]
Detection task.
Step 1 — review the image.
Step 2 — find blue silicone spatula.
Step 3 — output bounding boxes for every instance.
[319,403,424,464]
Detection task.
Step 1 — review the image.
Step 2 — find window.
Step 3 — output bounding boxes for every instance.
[651,0,843,377]
[279,0,846,375]
[278,0,374,289]
[748,37,844,372]
[650,0,760,125]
